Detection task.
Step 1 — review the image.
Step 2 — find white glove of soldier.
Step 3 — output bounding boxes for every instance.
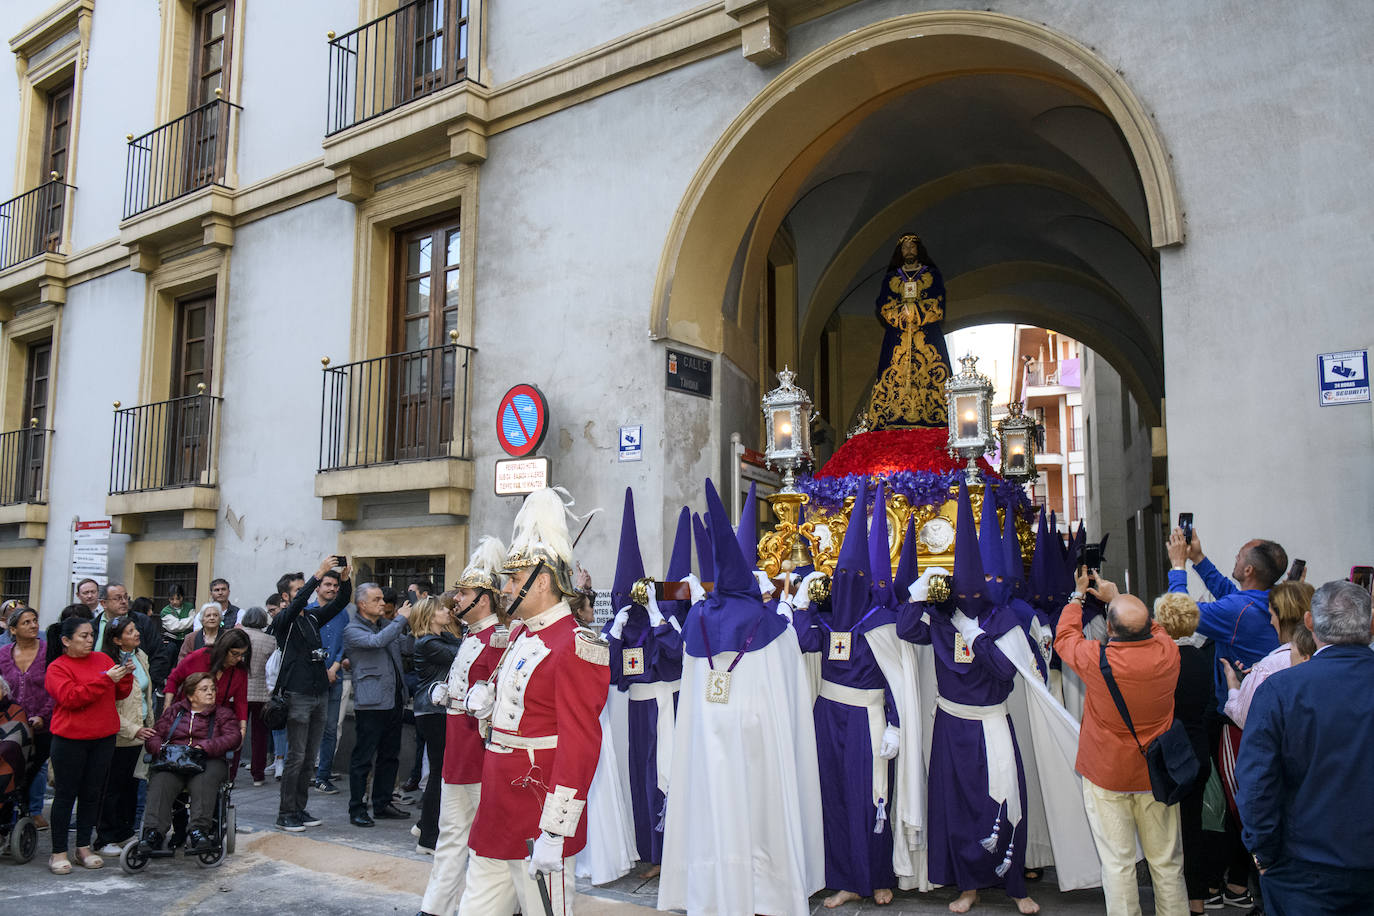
[791,570,829,611]
[752,570,776,599]
[528,831,565,877]
[910,566,950,603]
[645,591,666,628]
[429,681,449,707]
[608,607,631,641]
[464,681,496,719]
[879,725,901,760]
[951,609,985,645]
[681,573,706,605]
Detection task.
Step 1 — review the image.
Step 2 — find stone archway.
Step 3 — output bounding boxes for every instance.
[650,10,1182,425]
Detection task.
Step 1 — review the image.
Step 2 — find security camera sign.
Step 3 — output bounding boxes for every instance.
[1317,350,1370,406]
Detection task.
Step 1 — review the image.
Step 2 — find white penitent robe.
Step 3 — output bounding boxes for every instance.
[657,625,824,916]
[994,628,1103,892]
[576,688,637,885]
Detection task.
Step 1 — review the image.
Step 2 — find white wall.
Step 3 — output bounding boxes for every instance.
[470,51,756,578]
[212,196,355,596]
[236,0,356,185]
[484,0,688,84]
[39,268,146,616]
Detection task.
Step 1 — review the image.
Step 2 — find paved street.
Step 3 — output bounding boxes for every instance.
[3,766,1136,915]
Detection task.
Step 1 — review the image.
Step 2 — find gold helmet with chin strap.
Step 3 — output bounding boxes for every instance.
[502,487,582,597]
[454,536,507,594]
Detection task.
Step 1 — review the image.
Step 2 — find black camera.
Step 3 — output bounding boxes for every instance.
[310,647,329,663]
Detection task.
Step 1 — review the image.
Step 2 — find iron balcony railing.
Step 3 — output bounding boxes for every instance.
[319,341,474,472]
[0,426,52,506]
[0,179,73,271]
[109,393,222,494]
[327,0,471,135]
[124,98,241,219]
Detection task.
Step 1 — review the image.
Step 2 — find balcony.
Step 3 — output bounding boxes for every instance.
[120,99,241,268]
[315,340,476,520]
[106,392,222,532]
[323,0,488,199]
[0,425,52,540]
[0,180,74,315]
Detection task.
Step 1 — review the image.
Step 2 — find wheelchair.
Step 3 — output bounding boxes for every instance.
[120,778,236,872]
[0,705,37,865]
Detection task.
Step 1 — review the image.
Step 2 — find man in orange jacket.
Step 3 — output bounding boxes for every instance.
[1054,569,1187,916]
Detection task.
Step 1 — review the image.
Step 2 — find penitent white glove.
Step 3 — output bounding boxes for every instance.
[910,566,950,603]
[645,592,666,628]
[464,682,495,719]
[950,609,985,645]
[608,608,631,641]
[528,831,565,878]
[681,574,706,605]
[879,725,901,760]
[790,570,828,611]
[752,570,776,599]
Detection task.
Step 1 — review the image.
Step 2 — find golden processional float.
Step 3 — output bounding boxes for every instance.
[753,356,1041,590]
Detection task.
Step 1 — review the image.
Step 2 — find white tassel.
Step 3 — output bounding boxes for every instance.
[655,797,667,832]
[873,798,888,835]
[995,838,1016,878]
[979,814,1002,853]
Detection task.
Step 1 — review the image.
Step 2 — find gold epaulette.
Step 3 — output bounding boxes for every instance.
[573,627,610,666]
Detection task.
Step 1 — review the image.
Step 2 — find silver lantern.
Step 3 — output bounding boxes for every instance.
[762,365,814,493]
[945,353,995,485]
[997,399,1038,483]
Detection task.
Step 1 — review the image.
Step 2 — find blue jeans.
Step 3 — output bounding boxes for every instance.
[316,678,344,781]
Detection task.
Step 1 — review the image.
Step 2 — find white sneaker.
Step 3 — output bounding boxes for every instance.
[410,824,421,838]
[96,843,123,857]
[416,844,434,856]
[273,757,284,779]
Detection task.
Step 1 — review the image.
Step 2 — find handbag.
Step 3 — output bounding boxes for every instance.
[262,615,316,730]
[1098,643,1199,805]
[149,710,212,775]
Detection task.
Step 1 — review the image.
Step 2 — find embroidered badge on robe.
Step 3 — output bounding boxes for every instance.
[828,631,852,661]
[705,669,732,704]
[622,646,645,678]
[954,631,974,664]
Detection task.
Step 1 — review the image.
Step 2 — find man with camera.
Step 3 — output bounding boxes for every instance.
[274,556,353,833]
[343,582,413,827]
[1054,569,1187,916]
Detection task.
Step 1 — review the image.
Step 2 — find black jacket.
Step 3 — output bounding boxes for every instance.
[413,632,462,715]
[275,576,352,696]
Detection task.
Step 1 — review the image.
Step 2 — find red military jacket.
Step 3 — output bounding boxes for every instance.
[468,602,610,860]
[443,616,506,785]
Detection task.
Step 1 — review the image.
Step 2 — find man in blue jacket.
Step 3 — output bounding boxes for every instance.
[1167,527,1287,713]
[1235,580,1374,914]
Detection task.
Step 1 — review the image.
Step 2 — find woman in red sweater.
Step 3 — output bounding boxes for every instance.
[165,628,250,778]
[43,616,133,874]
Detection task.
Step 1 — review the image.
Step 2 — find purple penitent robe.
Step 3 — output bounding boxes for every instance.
[898,601,1029,899]
[605,612,683,865]
[794,604,899,896]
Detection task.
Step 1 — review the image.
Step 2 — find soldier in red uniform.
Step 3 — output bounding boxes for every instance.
[457,489,610,915]
[417,536,510,916]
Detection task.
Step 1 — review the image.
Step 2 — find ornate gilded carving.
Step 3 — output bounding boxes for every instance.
[861,270,951,429]
[758,491,810,578]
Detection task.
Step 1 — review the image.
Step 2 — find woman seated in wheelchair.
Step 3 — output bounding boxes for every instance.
[138,672,239,854]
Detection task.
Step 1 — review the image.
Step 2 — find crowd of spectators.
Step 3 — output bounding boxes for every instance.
[1062,525,1374,916]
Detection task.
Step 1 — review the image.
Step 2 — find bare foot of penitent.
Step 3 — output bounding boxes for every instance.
[949,890,979,913]
[1014,897,1040,914]
[641,864,660,879]
[824,890,861,908]
[874,888,894,905]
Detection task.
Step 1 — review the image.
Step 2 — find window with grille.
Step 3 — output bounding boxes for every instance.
[1,567,31,605]
[153,563,199,609]
[369,556,447,596]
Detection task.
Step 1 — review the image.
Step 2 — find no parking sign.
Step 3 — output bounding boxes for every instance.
[497,384,549,457]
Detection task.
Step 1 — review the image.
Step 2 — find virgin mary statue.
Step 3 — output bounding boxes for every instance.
[858,233,952,431]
